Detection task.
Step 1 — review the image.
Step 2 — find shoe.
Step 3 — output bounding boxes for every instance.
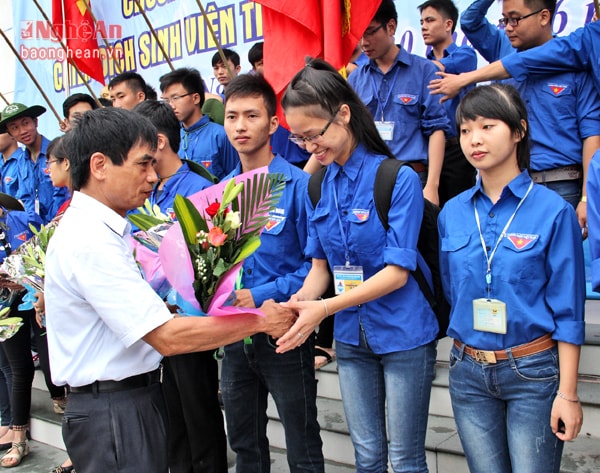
[0,441,29,468]
[314,347,335,370]
[51,465,75,473]
[53,397,67,415]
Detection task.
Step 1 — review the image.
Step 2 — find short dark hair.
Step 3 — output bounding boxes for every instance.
[282,58,395,160]
[211,48,240,68]
[418,0,459,33]
[373,0,398,26]
[63,108,158,191]
[455,83,530,170]
[526,0,557,16]
[108,71,148,97]
[99,97,113,107]
[46,136,67,161]
[248,42,263,68]
[62,93,98,118]
[159,68,205,108]
[145,84,157,101]
[225,74,277,118]
[133,100,181,153]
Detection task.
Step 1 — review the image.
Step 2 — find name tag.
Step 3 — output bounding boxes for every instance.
[375,121,395,141]
[333,265,364,295]
[473,298,507,334]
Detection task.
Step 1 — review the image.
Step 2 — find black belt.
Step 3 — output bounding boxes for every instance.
[70,367,162,394]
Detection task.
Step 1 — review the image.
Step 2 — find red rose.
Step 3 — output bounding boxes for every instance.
[206,202,220,217]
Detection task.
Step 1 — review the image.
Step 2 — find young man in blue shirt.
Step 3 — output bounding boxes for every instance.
[348,0,450,205]
[419,0,477,205]
[132,100,225,473]
[220,74,324,473]
[0,132,25,199]
[458,0,600,230]
[159,68,239,181]
[0,103,68,224]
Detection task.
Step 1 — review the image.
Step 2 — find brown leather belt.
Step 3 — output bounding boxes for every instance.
[530,165,582,184]
[407,162,427,173]
[453,334,555,364]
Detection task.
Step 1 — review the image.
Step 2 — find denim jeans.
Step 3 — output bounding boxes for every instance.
[537,178,581,208]
[221,333,324,473]
[449,343,563,473]
[336,331,436,473]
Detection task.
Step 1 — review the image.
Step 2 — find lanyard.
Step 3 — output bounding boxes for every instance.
[369,64,400,122]
[474,180,533,299]
[332,182,352,266]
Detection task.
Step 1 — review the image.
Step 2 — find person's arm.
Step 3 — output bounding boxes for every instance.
[143,299,296,355]
[423,129,445,205]
[303,155,323,175]
[579,135,600,234]
[428,61,511,102]
[550,341,583,441]
[276,264,409,353]
[588,151,600,291]
[292,258,332,301]
[460,0,513,62]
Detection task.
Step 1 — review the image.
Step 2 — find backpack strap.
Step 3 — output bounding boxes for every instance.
[308,166,327,208]
[374,158,405,230]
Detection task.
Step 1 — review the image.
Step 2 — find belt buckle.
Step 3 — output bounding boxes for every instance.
[474,350,497,363]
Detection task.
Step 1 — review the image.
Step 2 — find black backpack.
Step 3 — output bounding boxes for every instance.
[308,158,449,339]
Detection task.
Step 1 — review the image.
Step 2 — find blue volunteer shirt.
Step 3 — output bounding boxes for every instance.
[17,136,69,224]
[270,125,310,165]
[0,147,26,198]
[461,0,600,171]
[502,21,600,95]
[587,149,600,292]
[305,144,438,353]
[439,171,585,350]
[348,48,450,162]
[426,43,477,136]
[149,161,213,218]
[225,155,310,305]
[178,115,239,181]
[0,210,41,262]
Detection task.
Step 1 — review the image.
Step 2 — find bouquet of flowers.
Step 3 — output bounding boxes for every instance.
[159,169,285,315]
[0,223,56,292]
[129,201,173,250]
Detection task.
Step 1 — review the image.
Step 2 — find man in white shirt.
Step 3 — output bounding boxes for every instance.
[45,107,295,473]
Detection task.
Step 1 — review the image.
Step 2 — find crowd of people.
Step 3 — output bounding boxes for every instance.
[0,0,596,472]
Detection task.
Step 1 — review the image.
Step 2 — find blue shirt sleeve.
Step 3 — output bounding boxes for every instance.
[461,0,514,62]
[438,46,478,75]
[588,151,600,292]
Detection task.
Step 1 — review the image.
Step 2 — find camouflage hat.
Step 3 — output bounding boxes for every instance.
[0,103,46,133]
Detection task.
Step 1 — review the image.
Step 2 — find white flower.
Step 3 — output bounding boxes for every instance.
[225,211,241,230]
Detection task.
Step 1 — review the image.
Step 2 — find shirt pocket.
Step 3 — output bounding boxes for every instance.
[497,234,542,283]
[441,233,472,279]
[538,83,575,116]
[347,207,383,257]
[392,94,420,122]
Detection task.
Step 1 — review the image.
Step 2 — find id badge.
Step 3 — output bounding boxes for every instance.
[472,298,507,334]
[375,121,395,141]
[333,265,364,295]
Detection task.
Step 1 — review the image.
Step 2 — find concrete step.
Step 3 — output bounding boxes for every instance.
[0,439,69,473]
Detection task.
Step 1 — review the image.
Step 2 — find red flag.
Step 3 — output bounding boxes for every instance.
[254,0,381,124]
[52,0,105,84]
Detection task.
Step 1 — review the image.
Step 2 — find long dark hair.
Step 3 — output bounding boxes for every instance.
[456,83,530,171]
[281,58,395,160]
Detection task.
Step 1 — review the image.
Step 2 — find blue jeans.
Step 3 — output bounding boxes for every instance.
[537,178,581,208]
[449,343,563,473]
[221,333,324,473]
[336,331,436,473]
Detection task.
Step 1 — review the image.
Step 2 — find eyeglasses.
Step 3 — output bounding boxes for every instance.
[363,24,385,37]
[45,158,62,170]
[288,109,340,146]
[160,93,192,104]
[498,8,543,27]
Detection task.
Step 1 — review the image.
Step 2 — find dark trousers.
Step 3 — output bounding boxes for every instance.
[64,383,168,472]
[0,344,12,426]
[161,351,227,473]
[439,138,476,207]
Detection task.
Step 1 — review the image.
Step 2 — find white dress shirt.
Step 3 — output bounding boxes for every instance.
[45,191,172,387]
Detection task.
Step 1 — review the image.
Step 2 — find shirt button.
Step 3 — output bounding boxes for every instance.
[343,210,348,215]
[246,269,252,275]
[489,212,495,217]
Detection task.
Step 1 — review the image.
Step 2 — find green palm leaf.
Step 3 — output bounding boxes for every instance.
[128,213,166,232]
[174,194,209,248]
[237,173,286,237]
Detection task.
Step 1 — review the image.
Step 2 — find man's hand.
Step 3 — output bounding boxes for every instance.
[258,299,297,339]
[576,201,587,239]
[428,71,468,103]
[234,289,256,308]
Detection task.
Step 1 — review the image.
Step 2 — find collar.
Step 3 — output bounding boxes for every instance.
[368,45,410,73]
[326,143,367,183]
[462,170,532,203]
[182,115,210,133]
[232,154,293,182]
[426,42,457,60]
[70,191,130,237]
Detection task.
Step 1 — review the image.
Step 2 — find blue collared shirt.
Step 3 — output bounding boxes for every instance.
[502,21,600,95]
[348,48,450,162]
[586,149,600,292]
[439,171,585,349]
[149,161,213,218]
[0,210,40,262]
[226,155,311,306]
[17,136,69,224]
[462,1,600,171]
[178,115,239,181]
[305,144,438,353]
[426,43,477,136]
[270,125,310,165]
[0,147,26,198]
